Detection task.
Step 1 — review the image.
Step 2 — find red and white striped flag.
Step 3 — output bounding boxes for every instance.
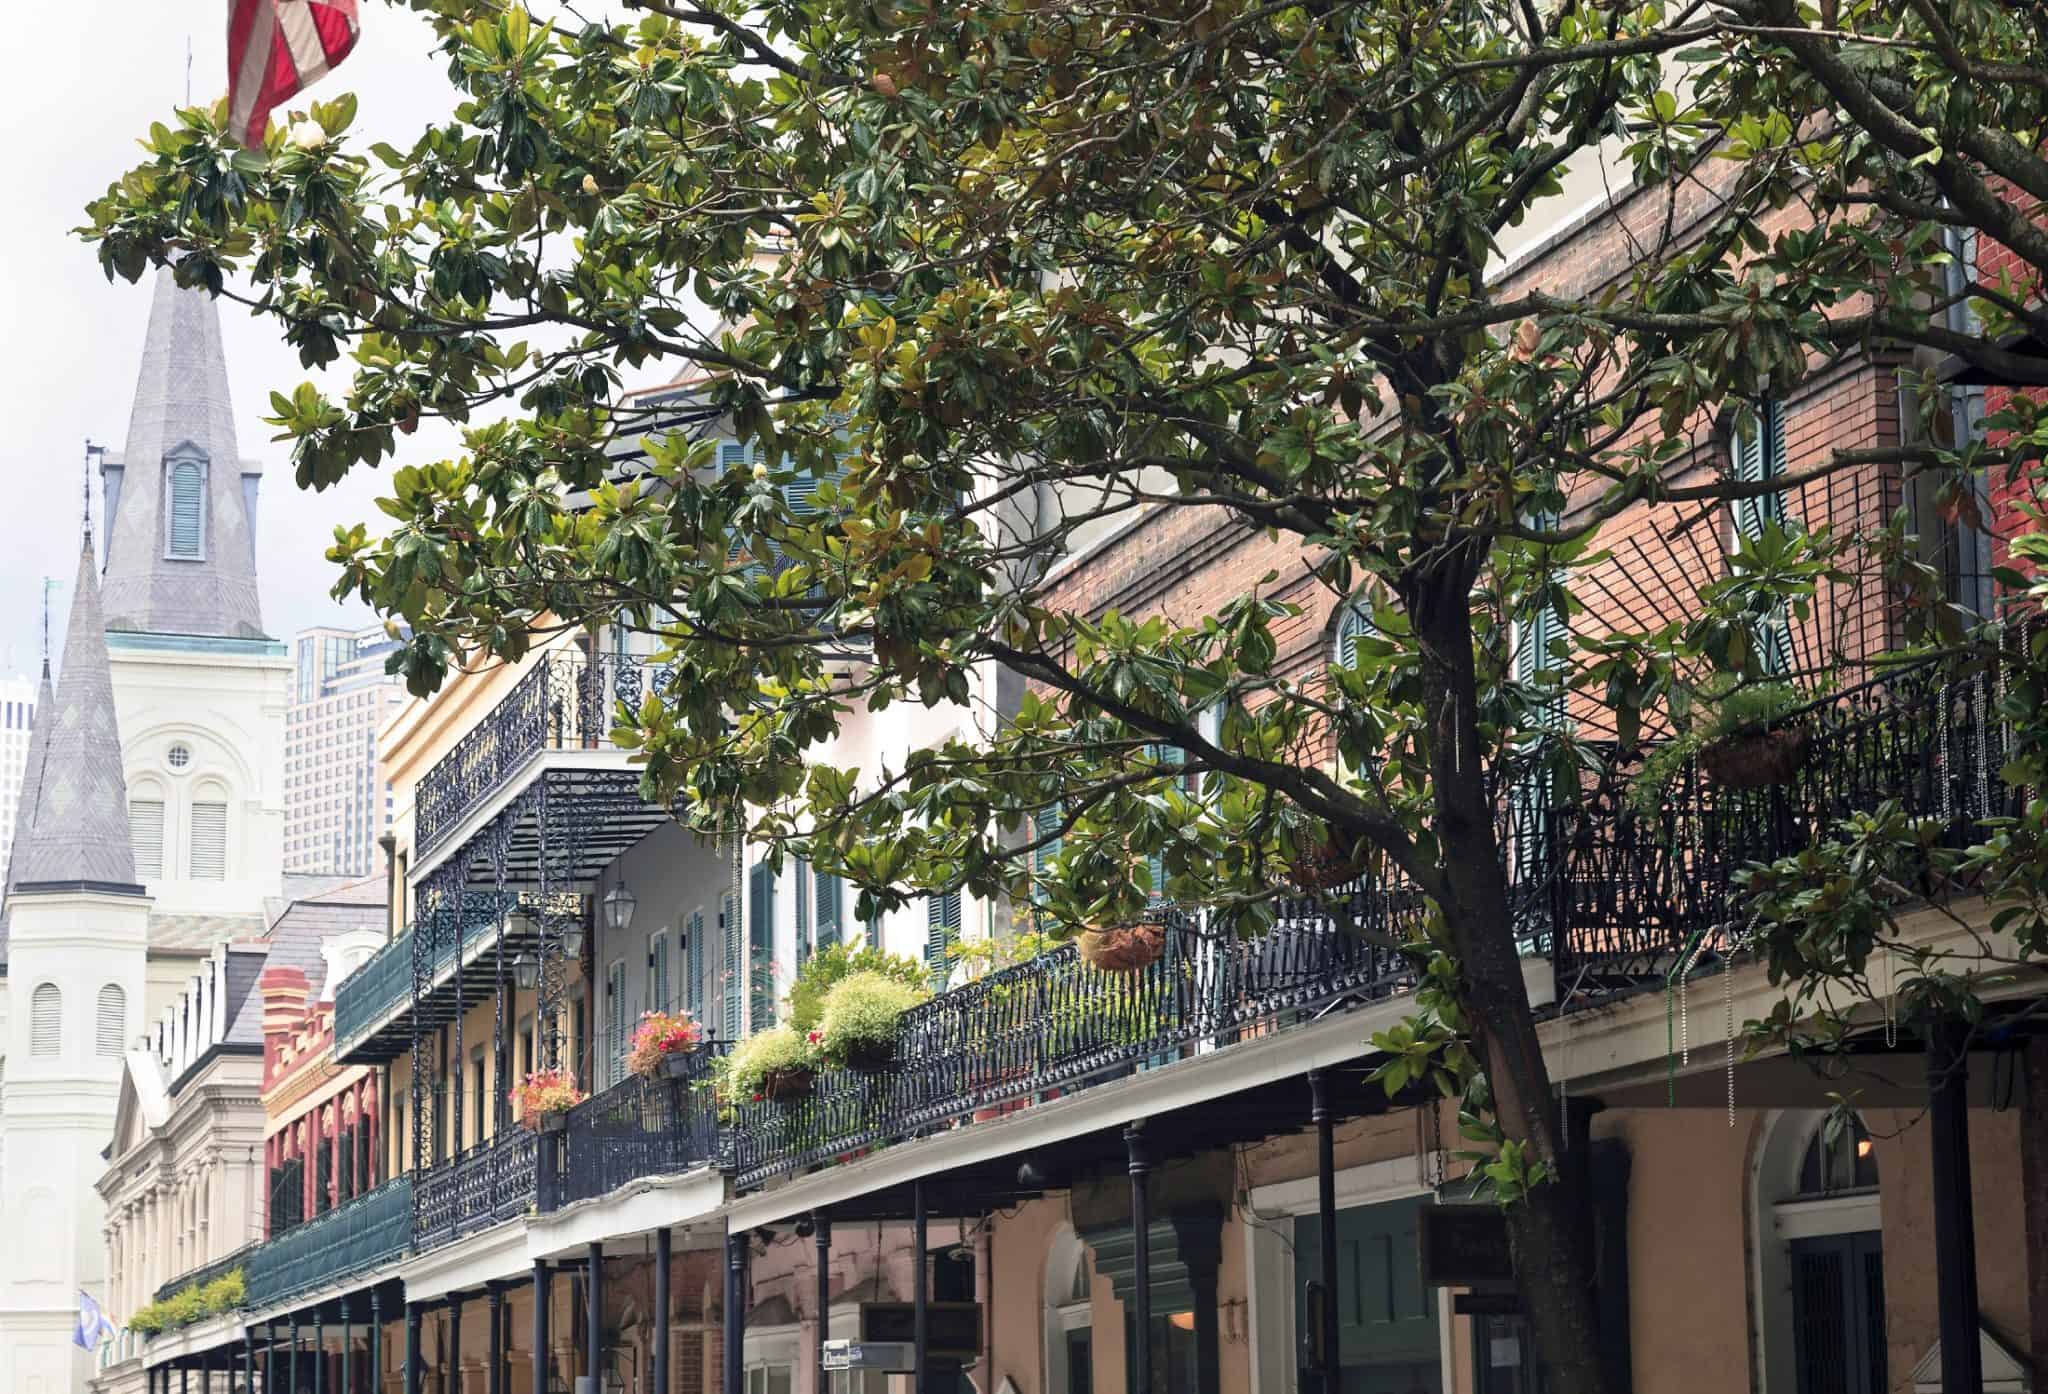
[227,0,361,147]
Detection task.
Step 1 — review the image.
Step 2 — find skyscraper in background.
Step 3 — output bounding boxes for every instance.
[285,623,407,877]
[0,674,38,872]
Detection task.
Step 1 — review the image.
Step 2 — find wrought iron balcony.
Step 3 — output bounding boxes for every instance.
[415,650,671,860]
[152,1241,257,1306]
[538,1043,730,1213]
[243,1176,410,1311]
[413,1128,539,1253]
[332,893,549,1064]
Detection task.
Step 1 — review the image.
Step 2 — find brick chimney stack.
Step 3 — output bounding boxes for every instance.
[258,966,311,1088]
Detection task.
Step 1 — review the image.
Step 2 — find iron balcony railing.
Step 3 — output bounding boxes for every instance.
[413,1127,539,1253]
[152,1240,258,1306]
[538,1043,730,1213]
[416,650,664,858]
[243,1176,410,1311]
[332,923,415,1054]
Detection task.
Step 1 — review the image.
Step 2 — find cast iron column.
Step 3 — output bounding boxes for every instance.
[448,1294,464,1394]
[243,1330,254,1394]
[315,1309,325,1394]
[654,1228,672,1394]
[1929,1018,1983,1394]
[723,1230,748,1394]
[405,1302,422,1394]
[532,1263,551,1394]
[1309,1068,1341,1391]
[489,1286,506,1394]
[370,1289,384,1394]
[1126,1121,1152,1394]
[181,1362,189,1394]
[585,1243,603,1394]
[268,1321,281,1394]
[913,1180,929,1394]
[343,1297,353,1394]
[814,1213,832,1394]
[291,1314,302,1394]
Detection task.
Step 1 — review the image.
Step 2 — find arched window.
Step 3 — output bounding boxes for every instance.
[1797,1113,1879,1196]
[96,984,126,1058]
[1752,1109,1887,1394]
[1331,593,1379,669]
[165,447,207,560]
[1044,1226,1096,1394]
[30,983,61,1056]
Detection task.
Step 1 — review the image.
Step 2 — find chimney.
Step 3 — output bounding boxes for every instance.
[258,966,311,1086]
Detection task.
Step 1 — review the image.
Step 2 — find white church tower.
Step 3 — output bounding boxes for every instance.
[98,269,289,917]
[0,270,289,1391]
[0,530,152,1394]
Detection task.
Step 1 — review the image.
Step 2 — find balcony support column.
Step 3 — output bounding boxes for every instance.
[370,1288,384,1394]
[489,1284,506,1394]
[242,1329,253,1394]
[813,1213,831,1394]
[913,1177,929,1394]
[405,1301,422,1394]
[1929,1017,1983,1394]
[654,1227,671,1394]
[342,1297,353,1394]
[267,1321,280,1394]
[532,1263,551,1394]
[1309,1068,1341,1394]
[449,1293,465,1394]
[291,1313,302,1394]
[585,1242,603,1394]
[1126,1121,1152,1394]
[723,1229,747,1394]
[180,1361,188,1394]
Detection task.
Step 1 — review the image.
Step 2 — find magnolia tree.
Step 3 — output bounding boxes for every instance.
[81,0,2048,1387]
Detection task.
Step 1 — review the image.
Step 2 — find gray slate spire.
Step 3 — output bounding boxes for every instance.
[100,268,266,638]
[14,534,140,892]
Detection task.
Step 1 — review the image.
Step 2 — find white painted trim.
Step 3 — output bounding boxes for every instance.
[401,1217,533,1302]
[1772,1193,1881,1241]
[724,996,1413,1230]
[1248,1154,1429,1217]
[525,1166,726,1261]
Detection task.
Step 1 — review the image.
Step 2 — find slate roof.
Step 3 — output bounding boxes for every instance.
[0,661,57,965]
[14,533,140,891]
[101,268,266,639]
[223,872,389,1043]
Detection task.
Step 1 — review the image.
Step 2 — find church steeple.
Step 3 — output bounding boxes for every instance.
[12,532,140,892]
[99,267,266,639]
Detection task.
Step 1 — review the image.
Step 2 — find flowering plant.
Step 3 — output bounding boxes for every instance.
[626,1009,705,1078]
[508,1067,585,1126]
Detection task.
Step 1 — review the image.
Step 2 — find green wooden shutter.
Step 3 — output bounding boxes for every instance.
[1334,596,1377,668]
[925,891,962,989]
[814,868,841,950]
[606,960,627,1084]
[1732,400,1795,672]
[748,863,776,1030]
[685,910,705,1021]
[649,931,670,1014]
[1032,805,1063,930]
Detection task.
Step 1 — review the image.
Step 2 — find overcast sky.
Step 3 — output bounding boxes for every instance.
[0,3,487,679]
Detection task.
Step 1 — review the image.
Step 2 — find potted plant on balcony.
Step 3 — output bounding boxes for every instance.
[817,970,926,1072]
[627,1009,705,1081]
[786,939,930,1034]
[1077,919,1167,973]
[724,1025,820,1104]
[509,1067,586,1133]
[1285,821,1366,891]
[1626,680,1814,815]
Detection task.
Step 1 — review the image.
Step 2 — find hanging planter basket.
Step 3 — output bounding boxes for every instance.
[536,1110,570,1135]
[760,1066,817,1103]
[658,1050,701,1081]
[840,1037,899,1073]
[1287,831,1366,891]
[1699,724,1811,789]
[1077,921,1167,974]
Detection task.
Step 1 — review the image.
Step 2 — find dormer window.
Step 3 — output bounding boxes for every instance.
[164,442,208,560]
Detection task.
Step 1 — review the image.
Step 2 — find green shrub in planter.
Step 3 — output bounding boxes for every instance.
[787,940,929,1033]
[817,971,927,1070]
[723,1026,820,1102]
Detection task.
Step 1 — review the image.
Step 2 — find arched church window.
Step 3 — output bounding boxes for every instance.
[96,984,126,1058]
[129,799,165,878]
[189,798,227,881]
[166,450,207,560]
[1797,1112,1879,1196]
[31,983,61,1056]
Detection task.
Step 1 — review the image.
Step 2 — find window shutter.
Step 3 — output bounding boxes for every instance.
[1334,597,1377,669]
[30,983,60,1056]
[813,869,841,951]
[606,961,627,1084]
[1032,806,1063,929]
[717,441,750,476]
[748,864,776,1031]
[925,891,961,989]
[130,800,165,878]
[189,802,227,880]
[649,932,670,1015]
[686,910,705,1021]
[169,461,203,558]
[96,984,126,1058]
[1733,399,1793,539]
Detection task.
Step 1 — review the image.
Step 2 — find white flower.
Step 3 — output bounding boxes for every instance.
[751,461,770,481]
[582,173,600,196]
[286,118,328,152]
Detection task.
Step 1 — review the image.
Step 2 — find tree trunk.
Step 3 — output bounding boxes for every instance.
[1411,567,1614,1394]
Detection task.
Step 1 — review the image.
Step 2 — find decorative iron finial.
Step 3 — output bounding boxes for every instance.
[40,578,57,677]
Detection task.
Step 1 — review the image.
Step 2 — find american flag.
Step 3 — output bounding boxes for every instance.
[227,0,361,147]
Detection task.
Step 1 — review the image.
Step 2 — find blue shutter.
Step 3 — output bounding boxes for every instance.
[1334,596,1377,668]
[169,461,203,558]
[685,910,705,1022]
[720,893,742,1038]
[925,892,962,989]
[748,863,776,1031]
[814,869,842,950]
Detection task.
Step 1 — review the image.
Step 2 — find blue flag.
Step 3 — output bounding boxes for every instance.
[74,1290,116,1351]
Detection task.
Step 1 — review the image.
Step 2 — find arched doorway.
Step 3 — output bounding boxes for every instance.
[1043,1226,1094,1394]
[1753,1109,1886,1394]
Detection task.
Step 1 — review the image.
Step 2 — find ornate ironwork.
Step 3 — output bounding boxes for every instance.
[412,1129,539,1253]
[415,650,661,858]
[538,1043,731,1212]
[243,1177,410,1311]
